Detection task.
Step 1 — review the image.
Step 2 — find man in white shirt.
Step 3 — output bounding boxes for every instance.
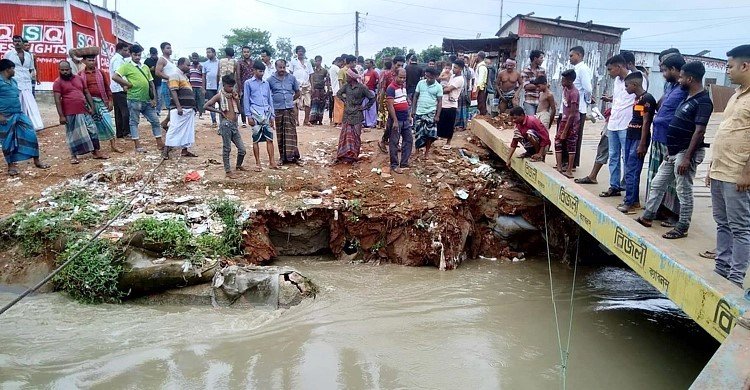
[3,35,43,130]
[289,45,313,126]
[600,54,635,197]
[475,51,489,115]
[328,57,342,125]
[109,42,131,138]
[569,46,592,167]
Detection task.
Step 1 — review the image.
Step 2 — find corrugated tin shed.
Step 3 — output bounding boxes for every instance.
[442,37,517,56]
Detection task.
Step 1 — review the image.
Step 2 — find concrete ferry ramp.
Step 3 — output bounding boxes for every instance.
[469,116,748,344]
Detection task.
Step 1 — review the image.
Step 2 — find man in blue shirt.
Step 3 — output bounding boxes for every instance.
[202,47,220,128]
[645,53,687,223]
[268,59,301,165]
[244,60,278,171]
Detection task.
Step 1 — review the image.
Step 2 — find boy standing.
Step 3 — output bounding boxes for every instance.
[386,68,412,174]
[244,61,279,172]
[555,69,580,178]
[533,76,556,130]
[507,106,551,162]
[205,75,247,179]
[618,72,656,214]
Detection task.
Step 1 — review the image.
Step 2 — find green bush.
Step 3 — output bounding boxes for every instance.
[128,217,192,257]
[210,199,242,256]
[52,235,125,304]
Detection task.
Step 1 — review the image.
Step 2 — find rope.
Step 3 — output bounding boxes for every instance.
[0,158,167,316]
[543,201,580,390]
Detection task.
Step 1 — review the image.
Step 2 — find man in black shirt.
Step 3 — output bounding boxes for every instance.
[144,47,162,111]
[404,54,424,104]
[618,72,656,214]
[636,62,712,239]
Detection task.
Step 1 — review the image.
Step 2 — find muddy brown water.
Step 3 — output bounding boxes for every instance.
[0,257,717,389]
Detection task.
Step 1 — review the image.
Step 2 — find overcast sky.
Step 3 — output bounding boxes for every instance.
[109,0,747,62]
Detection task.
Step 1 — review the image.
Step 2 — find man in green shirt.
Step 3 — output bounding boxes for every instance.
[112,44,162,153]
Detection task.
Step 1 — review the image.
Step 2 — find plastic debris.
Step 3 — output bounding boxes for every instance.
[455,189,469,200]
[303,198,323,205]
[184,171,202,182]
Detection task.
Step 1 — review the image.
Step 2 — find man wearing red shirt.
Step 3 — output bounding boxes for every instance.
[53,60,108,164]
[507,106,550,162]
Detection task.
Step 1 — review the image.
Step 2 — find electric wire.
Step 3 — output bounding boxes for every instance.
[254,0,351,15]
[0,158,168,316]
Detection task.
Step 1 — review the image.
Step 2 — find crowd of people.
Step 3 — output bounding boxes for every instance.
[506,44,750,288]
[0,35,748,286]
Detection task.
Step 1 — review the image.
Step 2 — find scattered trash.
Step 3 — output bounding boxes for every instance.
[371,167,382,175]
[479,255,498,261]
[493,216,537,238]
[303,198,323,206]
[405,183,412,189]
[173,195,196,204]
[455,189,469,200]
[472,164,494,177]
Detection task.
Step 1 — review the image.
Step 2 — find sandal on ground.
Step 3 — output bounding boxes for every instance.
[270,165,281,170]
[34,162,50,169]
[663,229,688,239]
[635,217,652,228]
[135,147,147,153]
[699,250,716,259]
[181,150,198,158]
[391,167,404,174]
[561,171,574,178]
[574,176,597,184]
[236,166,249,172]
[93,154,109,160]
[253,166,263,172]
[70,158,80,164]
[7,166,19,176]
[378,141,387,153]
[599,188,621,197]
[442,145,452,150]
[660,221,676,228]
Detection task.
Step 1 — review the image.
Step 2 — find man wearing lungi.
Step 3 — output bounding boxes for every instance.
[268,59,301,165]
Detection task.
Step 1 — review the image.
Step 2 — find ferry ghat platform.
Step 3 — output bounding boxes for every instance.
[469,115,750,389]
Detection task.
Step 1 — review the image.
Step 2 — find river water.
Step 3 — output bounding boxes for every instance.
[0,257,717,389]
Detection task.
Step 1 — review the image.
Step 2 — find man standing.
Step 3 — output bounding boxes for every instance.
[268,59,301,165]
[635,62,710,238]
[378,55,405,153]
[53,61,108,164]
[155,42,178,115]
[309,55,328,126]
[290,46,313,127]
[0,59,49,176]
[329,57,342,126]
[189,53,205,119]
[203,47,220,128]
[363,59,379,128]
[109,42,130,139]
[244,61,277,172]
[163,58,198,159]
[3,35,43,130]
[521,50,546,115]
[336,68,375,164]
[412,67,442,159]
[495,59,521,114]
[260,49,274,82]
[405,54,423,104]
[386,68,412,174]
[600,55,634,198]
[112,44,162,153]
[708,45,750,287]
[237,46,255,128]
[437,59,465,150]
[80,54,122,153]
[645,53,687,222]
[569,46,593,168]
[144,47,162,111]
[23,39,39,97]
[474,52,489,116]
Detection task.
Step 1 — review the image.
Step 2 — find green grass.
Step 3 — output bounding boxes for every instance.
[52,234,125,304]
[210,199,242,256]
[128,217,193,257]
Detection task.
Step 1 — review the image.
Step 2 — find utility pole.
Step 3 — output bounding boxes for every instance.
[575,0,581,21]
[499,0,504,28]
[355,11,360,56]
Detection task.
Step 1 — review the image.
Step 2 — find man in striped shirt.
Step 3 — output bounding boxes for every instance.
[386,68,412,174]
[189,53,205,118]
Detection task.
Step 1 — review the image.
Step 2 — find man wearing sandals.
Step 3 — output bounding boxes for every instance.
[600,55,635,198]
[53,61,109,164]
[635,62,711,240]
[0,59,49,175]
[707,45,750,287]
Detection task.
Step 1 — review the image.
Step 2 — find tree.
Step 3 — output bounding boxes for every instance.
[223,27,275,57]
[374,46,407,68]
[419,45,444,63]
[276,37,293,62]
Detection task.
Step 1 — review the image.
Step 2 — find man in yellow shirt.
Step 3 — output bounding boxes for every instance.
[707,44,750,287]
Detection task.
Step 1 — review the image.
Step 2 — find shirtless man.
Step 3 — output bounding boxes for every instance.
[495,59,521,114]
[204,75,247,178]
[533,76,556,129]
